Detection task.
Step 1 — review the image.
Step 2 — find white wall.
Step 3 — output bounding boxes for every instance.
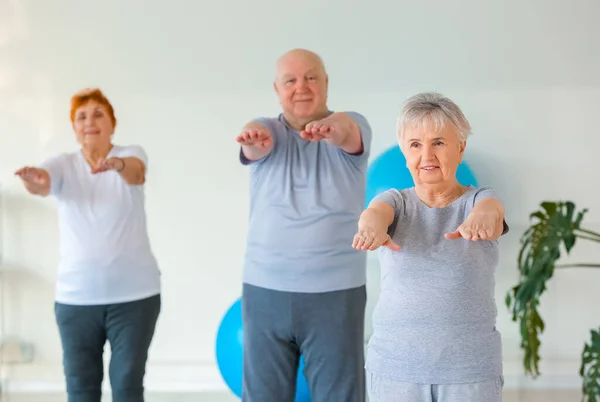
[1,0,599,393]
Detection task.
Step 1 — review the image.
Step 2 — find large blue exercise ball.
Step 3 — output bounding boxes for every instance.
[365,145,478,206]
[216,298,311,401]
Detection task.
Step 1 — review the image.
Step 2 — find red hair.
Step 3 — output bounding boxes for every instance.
[70,88,117,126]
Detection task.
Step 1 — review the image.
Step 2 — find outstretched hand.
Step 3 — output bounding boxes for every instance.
[300,118,338,142]
[352,229,401,251]
[15,166,47,185]
[15,166,50,195]
[236,127,273,149]
[445,211,499,241]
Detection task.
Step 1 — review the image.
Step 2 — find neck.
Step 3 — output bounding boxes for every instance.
[414,180,467,208]
[284,108,330,131]
[81,142,113,163]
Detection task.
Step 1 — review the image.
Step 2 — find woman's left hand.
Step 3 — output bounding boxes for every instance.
[445,211,498,241]
[91,157,124,174]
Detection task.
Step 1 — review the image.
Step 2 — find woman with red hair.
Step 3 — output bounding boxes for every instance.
[15,88,161,402]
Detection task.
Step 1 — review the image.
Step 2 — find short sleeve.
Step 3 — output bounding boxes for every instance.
[340,111,372,162]
[371,189,404,236]
[471,186,509,235]
[116,145,148,172]
[239,117,278,166]
[38,153,67,197]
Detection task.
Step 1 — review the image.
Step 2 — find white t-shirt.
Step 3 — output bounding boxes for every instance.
[39,144,161,305]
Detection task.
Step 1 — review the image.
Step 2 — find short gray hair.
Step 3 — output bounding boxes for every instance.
[396,92,472,144]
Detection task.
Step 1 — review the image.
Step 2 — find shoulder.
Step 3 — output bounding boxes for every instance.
[379,187,411,199]
[343,111,371,129]
[53,151,77,160]
[39,151,75,168]
[341,111,371,134]
[112,144,146,155]
[343,111,370,125]
[464,186,504,205]
[371,187,413,211]
[386,187,415,200]
[112,144,148,162]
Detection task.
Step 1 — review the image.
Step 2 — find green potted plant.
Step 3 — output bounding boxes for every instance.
[505,201,600,401]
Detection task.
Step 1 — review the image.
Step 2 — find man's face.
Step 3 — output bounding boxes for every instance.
[274,52,328,122]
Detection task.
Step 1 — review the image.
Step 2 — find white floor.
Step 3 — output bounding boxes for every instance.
[0,390,583,401]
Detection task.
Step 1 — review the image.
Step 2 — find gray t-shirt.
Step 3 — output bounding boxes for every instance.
[240,112,373,293]
[366,186,508,384]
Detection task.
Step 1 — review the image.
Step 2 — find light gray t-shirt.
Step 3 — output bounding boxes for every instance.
[240,112,373,293]
[366,186,508,384]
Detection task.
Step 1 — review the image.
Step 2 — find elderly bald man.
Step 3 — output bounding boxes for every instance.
[235,49,372,402]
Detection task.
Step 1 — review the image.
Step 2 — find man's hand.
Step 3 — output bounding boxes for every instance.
[301,113,363,154]
[300,118,337,142]
[236,122,273,162]
[236,126,273,149]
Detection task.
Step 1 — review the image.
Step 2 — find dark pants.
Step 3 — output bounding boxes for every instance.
[242,283,366,402]
[54,294,161,402]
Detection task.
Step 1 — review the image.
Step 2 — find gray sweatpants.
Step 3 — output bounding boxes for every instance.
[367,370,504,402]
[242,283,366,402]
[54,294,161,402]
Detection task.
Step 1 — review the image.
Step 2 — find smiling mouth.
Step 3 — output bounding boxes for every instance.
[421,166,439,171]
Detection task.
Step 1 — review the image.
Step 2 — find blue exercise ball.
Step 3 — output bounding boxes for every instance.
[365,145,478,206]
[216,298,311,401]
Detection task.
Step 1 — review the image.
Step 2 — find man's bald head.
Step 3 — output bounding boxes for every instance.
[273,49,329,128]
[275,49,327,80]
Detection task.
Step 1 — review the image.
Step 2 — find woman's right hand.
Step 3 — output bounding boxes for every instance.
[352,228,401,251]
[15,166,50,195]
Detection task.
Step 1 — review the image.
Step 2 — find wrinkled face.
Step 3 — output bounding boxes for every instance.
[401,123,465,186]
[72,100,114,146]
[274,54,328,121]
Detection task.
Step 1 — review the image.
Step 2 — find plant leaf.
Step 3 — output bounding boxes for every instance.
[580,328,600,401]
[507,201,592,379]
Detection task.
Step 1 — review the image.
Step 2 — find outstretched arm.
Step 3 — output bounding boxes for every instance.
[92,157,146,185]
[301,112,364,154]
[117,157,146,185]
[473,198,506,239]
[323,113,364,154]
[353,201,400,251]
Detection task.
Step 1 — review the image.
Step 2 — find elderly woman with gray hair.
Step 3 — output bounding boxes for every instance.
[353,92,508,402]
